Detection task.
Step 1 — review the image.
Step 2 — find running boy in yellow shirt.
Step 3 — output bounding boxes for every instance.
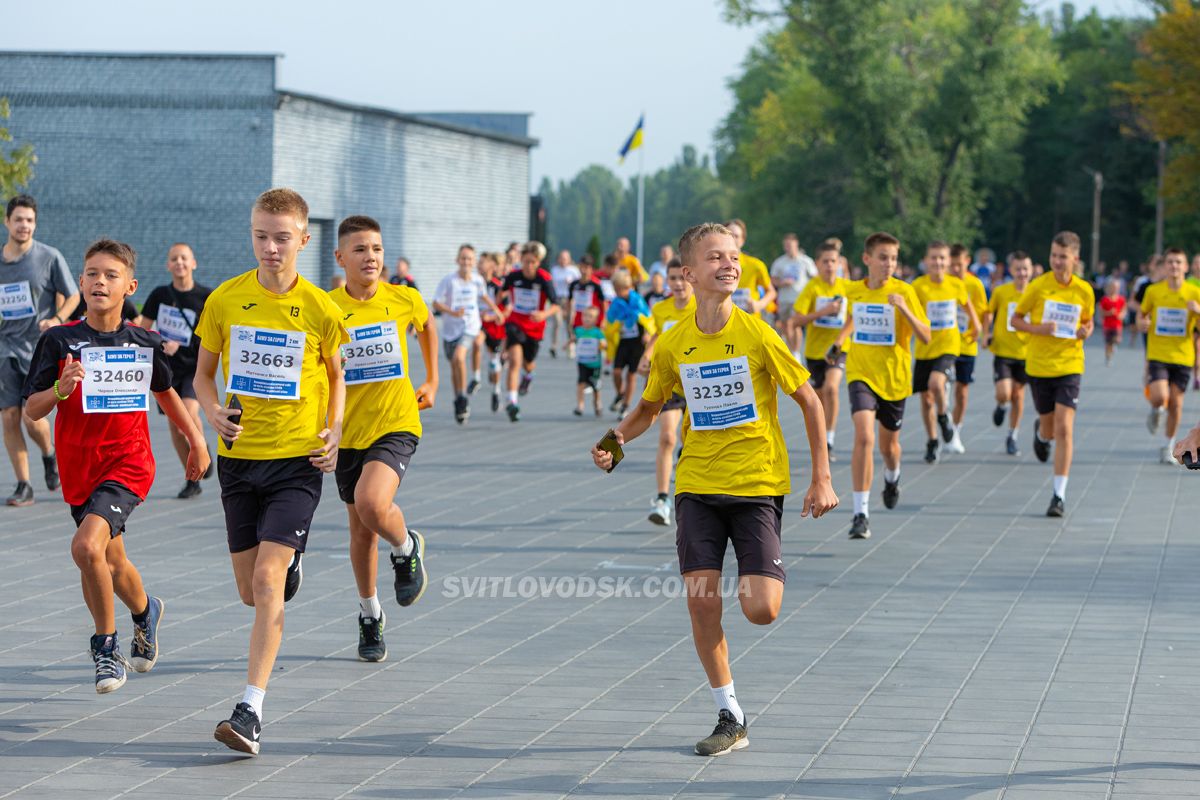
[1011,231,1095,517]
[789,241,848,461]
[194,189,347,755]
[982,251,1033,455]
[592,222,836,757]
[830,233,931,540]
[330,215,438,662]
[945,243,989,453]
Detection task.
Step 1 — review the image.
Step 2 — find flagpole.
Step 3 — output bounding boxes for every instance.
[635,114,645,266]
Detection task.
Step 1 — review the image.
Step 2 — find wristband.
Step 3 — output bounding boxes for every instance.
[53,379,71,401]
[52,314,63,324]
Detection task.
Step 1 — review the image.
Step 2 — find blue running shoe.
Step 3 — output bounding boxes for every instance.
[130,596,164,673]
[91,633,128,694]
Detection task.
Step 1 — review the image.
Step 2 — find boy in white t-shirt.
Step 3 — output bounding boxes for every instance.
[433,244,501,424]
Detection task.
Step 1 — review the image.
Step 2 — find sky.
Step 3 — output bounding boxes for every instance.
[3,0,1150,189]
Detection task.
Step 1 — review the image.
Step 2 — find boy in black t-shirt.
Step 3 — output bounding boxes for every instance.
[140,243,214,498]
[24,239,209,694]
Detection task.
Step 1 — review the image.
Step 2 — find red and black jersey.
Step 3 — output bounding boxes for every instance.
[482,276,508,341]
[23,320,172,506]
[501,269,558,340]
[567,277,606,327]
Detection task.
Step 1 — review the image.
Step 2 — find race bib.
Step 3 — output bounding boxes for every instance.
[926,299,957,332]
[680,356,758,430]
[812,295,844,329]
[599,280,615,301]
[343,321,404,384]
[451,284,479,313]
[576,336,600,363]
[732,287,752,312]
[662,319,679,332]
[1005,301,1024,333]
[956,304,970,334]
[512,287,540,315]
[80,346,152,413]
[1043,300,1081,339]
[621,318,639,338]
[572,287,594,311]
[1155,306,1188,338]
[227,325,304,399]
[156,304,195,346]
[852,303,896,346]
[0,281,35,320]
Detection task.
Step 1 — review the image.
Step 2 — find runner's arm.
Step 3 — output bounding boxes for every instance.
[1009,314,1053,337]
[963,301,982,343]
[415,315,439,410]
[309,347,345,472]
[193,347,242,443]
[154,386,210,480]
[980,312,994,349]
[590,397,664,471]
[889,295,931,343]
[789,381,838,518]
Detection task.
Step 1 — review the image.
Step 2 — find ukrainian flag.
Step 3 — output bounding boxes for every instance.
[618,115,644,164]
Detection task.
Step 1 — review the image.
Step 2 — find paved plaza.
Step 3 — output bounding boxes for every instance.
[1,338,1198,799]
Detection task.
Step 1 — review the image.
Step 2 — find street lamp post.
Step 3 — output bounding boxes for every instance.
[1082,167,1103,276]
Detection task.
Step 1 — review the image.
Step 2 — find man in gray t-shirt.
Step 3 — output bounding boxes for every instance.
[1,195,79,506]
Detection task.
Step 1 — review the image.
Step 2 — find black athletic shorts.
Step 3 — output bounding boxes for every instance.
[218,456,323,554]
[335,431,419,504]
[912,355,955,393]
[662,392,686,412]
[1028,374,1081,416]
[1147,360,1190,393]
[156,368,196,414]
[442,337,468,362]
[70,480,142,538]
[992,356,1027,385]
[1103,328,1121,346]
[848,380,905,431]
[484,333,505,354]
[675,493,785,582]
[577,363,601,389]
[613,338,645,371]
[806,353,845,390]
[954,355,976,385]
[505,322,540,363]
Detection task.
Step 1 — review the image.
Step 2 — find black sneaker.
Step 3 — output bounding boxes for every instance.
[177,480,202,499]
[491,392,500,413]
[1033,431,1051,463]
[937,413,954,443]
[549,347,557,359]
[827,443,837,463]
[992,405,1006,427]
[1046,494,1065,518]
[882,479,900,509]
[6,481,33,507]
[454,395,469,425]
[43,454,60,491]
[90,632,128,694]
[506,402,520,422]
[609,396,623,412]
[924,439,939,464]
[1006,434,1020,456]
[283,552,302,602]
[695,710,748,756]
[466,378,479,395]
[214,702,261,755]
[357,611,387,662]
[849,513,871,540]
[573,408,583,416]
[391,530,428,607]
[518,374,532,396]
[129,595,164,673]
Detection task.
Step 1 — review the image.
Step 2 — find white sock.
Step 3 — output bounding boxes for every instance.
[472,369,481,382]
[954,422,965,437]
[1008,427,1018,439]
[393,533,414,558]
[884,466,900,483]
[998,402,1009,410]
[853,491,869,516]
[1053,474,1068,500]
[490,355,501,373]
[507,390,518,404]
[1166,434,1176,448]
[359,594,382,619]
[826,430,835,447]
[242,685,265,720]
[710,682,744,724]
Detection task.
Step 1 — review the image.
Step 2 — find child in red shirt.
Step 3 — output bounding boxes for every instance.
[1099,278,1126,365]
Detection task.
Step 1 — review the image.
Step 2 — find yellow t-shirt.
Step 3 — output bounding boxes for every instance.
[955,271,988,356]
[1015,272,1096,377]
[843,277,928,402]
[793,276,849,360]
[650,294,695,336]
[911,275,968,360]
[987,281,1029,361]
[1141,281,1200,366]
[618,254,648,285]
[733,253,771,317]
[330,283,430,448]
[195,268,348,460]
[642,307,810,497]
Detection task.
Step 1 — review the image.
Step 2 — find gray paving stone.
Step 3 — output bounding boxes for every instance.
[2,341,1198,799]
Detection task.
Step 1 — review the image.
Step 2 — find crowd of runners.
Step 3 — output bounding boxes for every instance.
[3,189,1199,759]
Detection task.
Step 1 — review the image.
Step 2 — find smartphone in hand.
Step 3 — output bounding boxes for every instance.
[222,395,243,450]
[1182,451,1200,470]
[596,428,624,473]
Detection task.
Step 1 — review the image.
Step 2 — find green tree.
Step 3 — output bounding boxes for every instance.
[720,0,1061,258]
[0,97,36,201]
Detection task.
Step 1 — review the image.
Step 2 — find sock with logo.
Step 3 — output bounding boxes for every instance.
[242,685,265,720]
[359,594,382,620]
[710,682,745,725]
[853,491,869,517]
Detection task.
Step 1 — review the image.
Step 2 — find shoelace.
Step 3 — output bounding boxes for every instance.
[712,716,741,738]
[132,625,151,653]
[94,652,123,679]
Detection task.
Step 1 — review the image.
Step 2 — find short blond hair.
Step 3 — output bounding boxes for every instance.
[611,269,633,290]
[1052,231,1081,253]
[678,222,734,266]
[254,188,309,231]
